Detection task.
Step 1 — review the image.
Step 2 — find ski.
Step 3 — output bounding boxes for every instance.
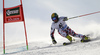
[63,38,76,45]
[63,37,91,45]
[81,39,91,42]
[63,42,72,45]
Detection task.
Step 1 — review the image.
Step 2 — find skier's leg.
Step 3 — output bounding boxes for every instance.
[66,27,90,41]
[58,29,72,42]
[66,27,84,39]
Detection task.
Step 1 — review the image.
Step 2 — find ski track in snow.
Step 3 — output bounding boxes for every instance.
[0,37,100,55]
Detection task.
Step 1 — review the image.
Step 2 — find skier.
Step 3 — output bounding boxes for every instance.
[50,13,89,44]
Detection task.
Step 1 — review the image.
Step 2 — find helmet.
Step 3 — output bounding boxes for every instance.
[51,13,59,21]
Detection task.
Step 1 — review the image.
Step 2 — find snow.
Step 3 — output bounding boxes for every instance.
[0,37,100,55]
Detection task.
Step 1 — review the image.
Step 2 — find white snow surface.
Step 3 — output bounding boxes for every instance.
[0,36,100,55]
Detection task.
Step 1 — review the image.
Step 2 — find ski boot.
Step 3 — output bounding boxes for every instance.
[66,35,72,43]
[81,35,90,42]
[63,35,72,45]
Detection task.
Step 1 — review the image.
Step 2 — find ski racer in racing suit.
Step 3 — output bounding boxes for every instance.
[50,13,89,44]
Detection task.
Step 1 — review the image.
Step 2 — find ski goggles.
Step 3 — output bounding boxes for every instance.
[52,17,57,21]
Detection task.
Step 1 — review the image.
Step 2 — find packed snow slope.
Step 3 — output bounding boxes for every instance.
[0,36,100,55]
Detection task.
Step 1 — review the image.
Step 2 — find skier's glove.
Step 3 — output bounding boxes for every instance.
[63,17,69,21]
[52,39,57,44]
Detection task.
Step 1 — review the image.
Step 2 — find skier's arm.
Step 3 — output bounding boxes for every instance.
[50,27,55,39]
[63,17,69,21]
[50,29,55,40]
[50,28,57,44]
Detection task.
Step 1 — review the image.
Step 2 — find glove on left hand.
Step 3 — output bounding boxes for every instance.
[63,17,69,21]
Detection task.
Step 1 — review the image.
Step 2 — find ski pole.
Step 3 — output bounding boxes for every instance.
[69,11,100,19]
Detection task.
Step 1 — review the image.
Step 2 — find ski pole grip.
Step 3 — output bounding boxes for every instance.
[69,16,79,19]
